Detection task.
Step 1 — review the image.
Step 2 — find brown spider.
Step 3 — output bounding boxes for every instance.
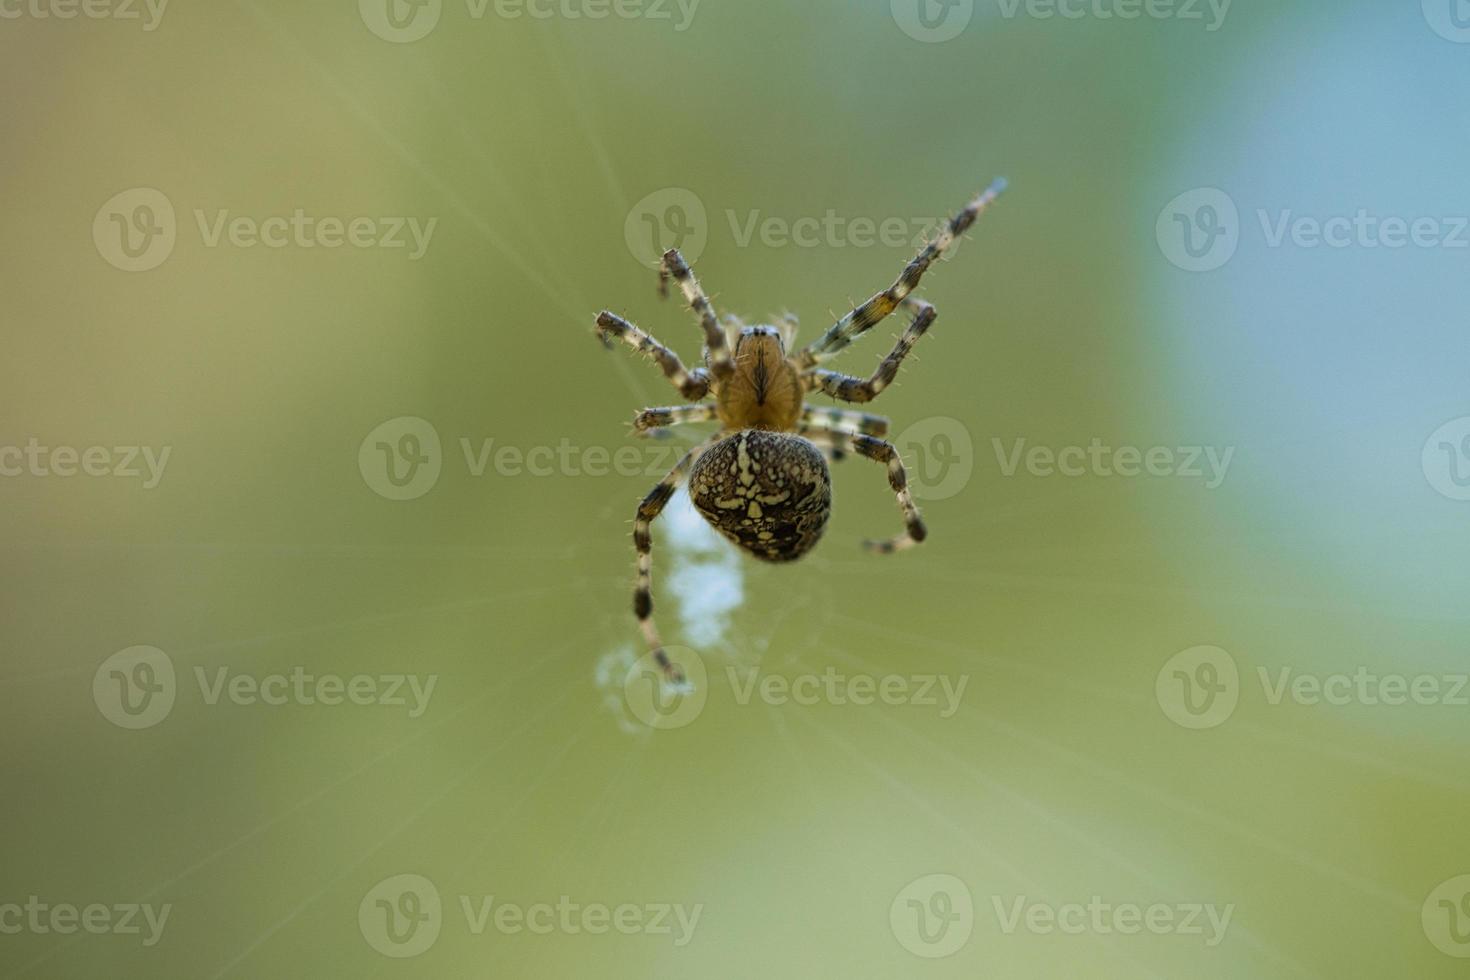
[596,179,1007,682]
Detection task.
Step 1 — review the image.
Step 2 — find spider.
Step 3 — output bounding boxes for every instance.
[596,179,1007,683]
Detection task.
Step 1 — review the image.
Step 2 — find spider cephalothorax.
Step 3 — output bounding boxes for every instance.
[716,325,804,432]
[596,179,1007,682]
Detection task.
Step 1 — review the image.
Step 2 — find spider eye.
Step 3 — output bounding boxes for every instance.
[738,325,783,351]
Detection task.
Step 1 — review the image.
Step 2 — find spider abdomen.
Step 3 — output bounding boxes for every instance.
[687,430,831,563]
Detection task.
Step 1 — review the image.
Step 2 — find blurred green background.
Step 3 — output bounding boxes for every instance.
[4,0,1470,976]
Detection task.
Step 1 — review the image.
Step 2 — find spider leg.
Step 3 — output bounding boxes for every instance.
[632,403,719,435]
[793,426,849,463]
[595,311,711,401]
[803,425,926,553]
[799,405,890,439]
[795,178,1006,369]
[633,435,719,683]
[773,311,800,350]
[660,249,736,382]
[802,298,938,404]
